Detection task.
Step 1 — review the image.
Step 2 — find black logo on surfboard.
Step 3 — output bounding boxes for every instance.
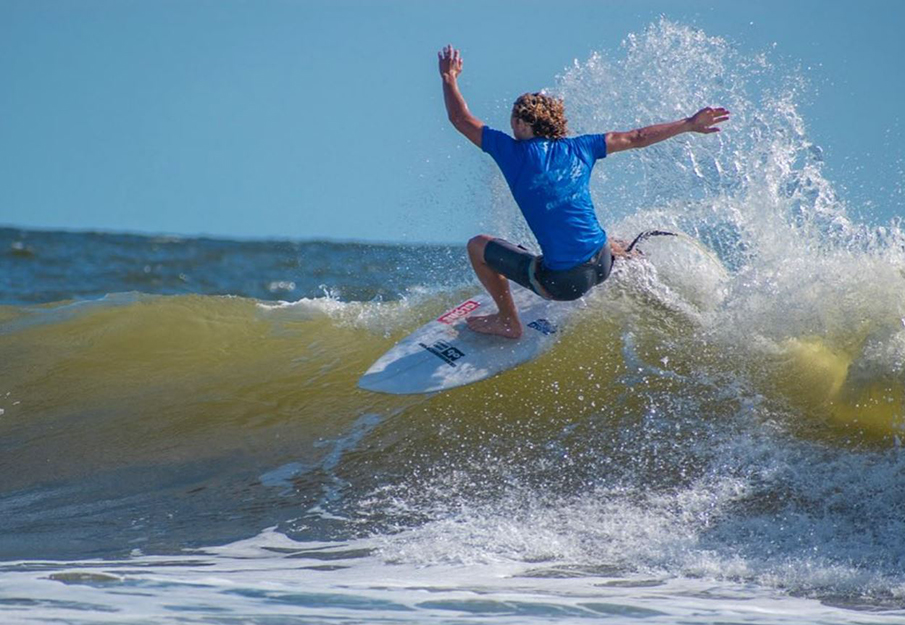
[419,340,465,367]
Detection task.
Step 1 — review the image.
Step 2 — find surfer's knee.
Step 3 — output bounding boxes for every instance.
[467,234,493,262]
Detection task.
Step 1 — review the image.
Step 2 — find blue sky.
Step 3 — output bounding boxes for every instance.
[1,0,902,243]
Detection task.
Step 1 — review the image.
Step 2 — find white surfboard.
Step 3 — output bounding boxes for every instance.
[357,231,698,395]
[358,284,581,395]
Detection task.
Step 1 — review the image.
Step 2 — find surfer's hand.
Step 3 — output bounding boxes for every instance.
[611,239,641,259]
[687,107,730,134]
[438,44,463,80]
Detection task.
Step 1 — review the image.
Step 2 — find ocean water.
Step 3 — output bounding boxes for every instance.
[2,19,905,624]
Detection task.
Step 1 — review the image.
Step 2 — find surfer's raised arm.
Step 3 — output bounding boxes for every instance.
[438,45,484,148]
[605,107,730,154]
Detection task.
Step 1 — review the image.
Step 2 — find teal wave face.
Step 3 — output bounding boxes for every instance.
[0,268,902,604]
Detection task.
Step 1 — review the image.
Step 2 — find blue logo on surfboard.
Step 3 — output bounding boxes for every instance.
[527,318,557,335]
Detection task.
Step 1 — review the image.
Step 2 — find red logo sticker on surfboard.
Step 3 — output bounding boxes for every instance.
[437,300,481,324]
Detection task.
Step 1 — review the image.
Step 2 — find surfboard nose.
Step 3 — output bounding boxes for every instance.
[357,287,572,395]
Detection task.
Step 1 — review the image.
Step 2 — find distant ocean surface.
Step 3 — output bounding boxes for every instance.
[3,20,905,625]
[0,226,467,306]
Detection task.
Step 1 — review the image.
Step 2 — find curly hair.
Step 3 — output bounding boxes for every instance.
[511,92,569,140]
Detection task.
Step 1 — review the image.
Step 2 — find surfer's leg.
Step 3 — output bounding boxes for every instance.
[466,235,522,339]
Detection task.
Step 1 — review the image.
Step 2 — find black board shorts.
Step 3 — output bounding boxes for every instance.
[484,238,613,301]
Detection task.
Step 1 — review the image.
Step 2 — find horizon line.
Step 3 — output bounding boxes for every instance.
[0,223,463,249]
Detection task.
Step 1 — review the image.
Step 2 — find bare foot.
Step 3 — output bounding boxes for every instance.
[466,313,522,339]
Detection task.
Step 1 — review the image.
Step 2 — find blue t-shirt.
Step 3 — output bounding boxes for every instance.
[481,126,608,271]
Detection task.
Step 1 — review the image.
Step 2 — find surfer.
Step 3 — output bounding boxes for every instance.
[438,44,729,338]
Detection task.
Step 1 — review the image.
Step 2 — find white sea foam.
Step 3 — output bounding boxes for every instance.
[1,528,902,624]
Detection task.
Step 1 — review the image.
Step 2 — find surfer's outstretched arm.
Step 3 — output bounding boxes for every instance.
[438,45,484,148]
[605,107,729,154]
